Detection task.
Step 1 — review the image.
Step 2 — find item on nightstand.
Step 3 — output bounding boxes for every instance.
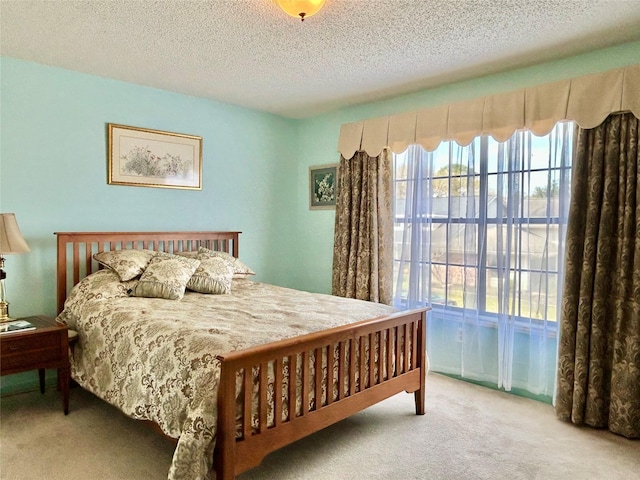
[0,319,36,335]
[0,213,30,322]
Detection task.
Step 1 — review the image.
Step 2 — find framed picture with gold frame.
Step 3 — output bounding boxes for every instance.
[309,163,338,210]
[107,123,202,190]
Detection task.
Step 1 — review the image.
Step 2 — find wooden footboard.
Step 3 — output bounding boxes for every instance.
[214,307,429,479]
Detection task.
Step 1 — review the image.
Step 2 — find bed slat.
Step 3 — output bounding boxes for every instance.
[301,351,310,416]
[326,345,335,405]
[369,333,375,387]
[395,326,402,375]
[348,339,356,396]
[314,347,323,409]
[386,328,393,380]
[338,341,346,400]
[243,369,252,439]
[359,336,366,391]
[259,363,268,433]
[288,353,297,421]
[273,357,282,428]
[404,323,410,372]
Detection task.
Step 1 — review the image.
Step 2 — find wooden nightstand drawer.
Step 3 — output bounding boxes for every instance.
[0,332,60,356]
[1,347,62,370]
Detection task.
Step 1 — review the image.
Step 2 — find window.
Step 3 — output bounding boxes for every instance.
[393,122,574,325]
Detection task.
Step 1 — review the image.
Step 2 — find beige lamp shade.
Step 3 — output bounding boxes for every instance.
[276,0,325,20]
[0,213,30,254]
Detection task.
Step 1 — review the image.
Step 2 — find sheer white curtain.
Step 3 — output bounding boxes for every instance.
[393,123,573,397]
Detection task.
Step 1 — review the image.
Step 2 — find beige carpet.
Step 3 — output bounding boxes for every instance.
[1,373,638,480]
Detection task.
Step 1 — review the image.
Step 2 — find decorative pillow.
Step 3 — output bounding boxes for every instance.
[93,249,156,281]
[197,247,255,278]
[187,255,235,294]
[128,252,200,300]
[62,269,138,317]
[174,250,199,259]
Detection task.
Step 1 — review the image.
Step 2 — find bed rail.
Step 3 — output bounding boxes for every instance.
[215,307,429,479]
[54,231,240,314]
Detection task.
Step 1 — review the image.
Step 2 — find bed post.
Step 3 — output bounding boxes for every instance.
[214,360,237,480]
[415,309,427,415]
[56,233,68,315]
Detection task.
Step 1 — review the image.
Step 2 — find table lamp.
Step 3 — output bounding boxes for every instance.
[0,213,30,322]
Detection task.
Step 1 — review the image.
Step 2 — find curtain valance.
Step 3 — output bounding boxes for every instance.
[337,64,640,158]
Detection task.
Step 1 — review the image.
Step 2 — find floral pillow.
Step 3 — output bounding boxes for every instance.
[62,269,138,317]
[174,250,199,259]
[93,249,156,281]
[187,255,235,294]
[128,252,200,300]
[197,247,255,279]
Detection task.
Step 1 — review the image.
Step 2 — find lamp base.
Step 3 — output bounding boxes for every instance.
[0,301,11,323]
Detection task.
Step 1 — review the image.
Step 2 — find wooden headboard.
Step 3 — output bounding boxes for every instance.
[55,231,241,314]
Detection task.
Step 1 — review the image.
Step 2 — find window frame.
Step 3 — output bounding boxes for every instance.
[393,127,572,333]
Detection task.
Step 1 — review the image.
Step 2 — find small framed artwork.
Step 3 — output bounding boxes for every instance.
[309,163,339,210]
[108,123,202,190]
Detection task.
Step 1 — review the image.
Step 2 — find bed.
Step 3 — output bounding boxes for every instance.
[55,231,429,480]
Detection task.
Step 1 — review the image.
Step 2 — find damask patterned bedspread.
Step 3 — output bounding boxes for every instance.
[57,270,396,480]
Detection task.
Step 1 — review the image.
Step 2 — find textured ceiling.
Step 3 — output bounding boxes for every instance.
[2,0,640,118]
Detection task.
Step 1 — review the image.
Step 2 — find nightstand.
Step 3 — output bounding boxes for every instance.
[0,315,71,414]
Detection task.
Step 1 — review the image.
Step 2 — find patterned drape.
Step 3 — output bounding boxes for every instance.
[332,149,393,304]
[556,113,640,438]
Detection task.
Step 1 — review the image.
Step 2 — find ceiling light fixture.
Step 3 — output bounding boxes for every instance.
[276,0,326,21]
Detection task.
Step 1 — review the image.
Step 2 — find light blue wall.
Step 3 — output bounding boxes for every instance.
[0,57,300,321]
